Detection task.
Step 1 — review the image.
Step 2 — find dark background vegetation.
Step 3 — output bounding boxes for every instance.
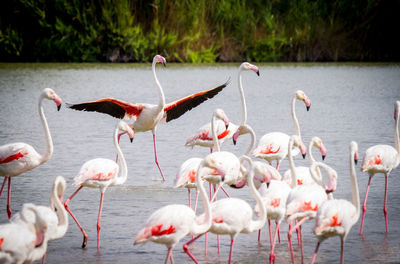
[1,0,399,62]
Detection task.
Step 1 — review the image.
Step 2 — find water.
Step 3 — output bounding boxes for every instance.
[0,63,399,263]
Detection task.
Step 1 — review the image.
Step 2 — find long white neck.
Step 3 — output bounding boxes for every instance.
[308,139,322,179]
[350,145,360,224]
[394,107,400,154]
[192,160,212,234]
[113,128,128,186]
[244,125,256,156]
[291,96,301,138]
[211,115,221,152]
[242,156,266,233]
[49,179,68,240]
[152,59,165,109]
[238,65,247,125]
[38,93,53,164]
[288,138,297,188]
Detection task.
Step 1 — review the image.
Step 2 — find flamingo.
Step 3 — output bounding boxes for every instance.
[253,90,311,170]
[183,155,266,264]
[310,141,360,264]
[67,55,229,181]
[133,153,211,264]
[185,62,259,151]
[0,88,62,219]
[359,100,400,234]
[283,136,327,187]
[11,176,68,263]
[285,137,337,264]
[0,203,48,264]
[63,121,134,249]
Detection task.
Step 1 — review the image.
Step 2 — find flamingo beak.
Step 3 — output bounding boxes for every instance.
[320,144,327,160]
[54,95,62,111]
[232,129,240,145]
[256,70,260,76]
[354,152,359,165]
[57,104,62,111]
[300,144,307,159]
[130,138,133,143]
[304,97,311,111]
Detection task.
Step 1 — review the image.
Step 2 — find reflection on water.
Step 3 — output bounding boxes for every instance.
[0,63,399,263]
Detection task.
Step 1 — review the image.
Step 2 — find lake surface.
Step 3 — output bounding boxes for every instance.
[0,62,399,263]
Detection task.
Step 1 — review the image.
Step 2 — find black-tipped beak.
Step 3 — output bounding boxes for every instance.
[163,61,167,67]
[226,124,229,129]
[233,138,237,145]
[322,155,326,161]
[325,189,333,194]
[256,70,260,76]
[306,105,310,111]
[354,159,358,165]
[302,153,306,159]
[57,104,62,111]
[130,138,133,143]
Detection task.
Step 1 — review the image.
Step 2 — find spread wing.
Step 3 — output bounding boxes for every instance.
[163,78,230,122]
[66,98,144,119]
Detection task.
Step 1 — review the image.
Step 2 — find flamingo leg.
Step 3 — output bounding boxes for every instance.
[0,176,7,200]
[299,225,304,264]
[275,161,280,170]
[7,176,12,219]
[170,251,174,264]
[270,222,280,264]
[228,239,235,264]
[276,221,281,244]
[188,188,191,209]
[340,237,344,264]
[258,229,261,243]
[211,183,231,202]
[295,219,301,245]
[268,219,272,249]
[97,192,105,249]
[42,253,46,264]
[310,241,321,264]
[183,233,204,264]
[152,131,165,181]
[287,222,295,264]
[164,247,173,264]
[64,185,88,248]
[193,190,199,213]
[360,174,372,234]
[383,172,389,233]
[220,186,230,198]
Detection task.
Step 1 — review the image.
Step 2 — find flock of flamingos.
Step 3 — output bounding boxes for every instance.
[0,55,399,264]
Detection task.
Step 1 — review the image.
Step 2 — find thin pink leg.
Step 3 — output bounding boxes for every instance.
[64,185,88,248]
[220,186,230,198]
[268,219,272,249]
[217,234,220,254]
[42,253,46,264]
[0,176,7,200]
[275,161,280,170]
[152,132,165,181]
[211,183,231,202]
[97,192,105,249]
[164,247,173,264]
[183,233,204,264]
[269,222,280,264]
[7,176,12,219]
[340,237,344,264]
[170,251,174,264]
[258,229,261,243]
[295,219,300,245]
[205,232,208,256]
[193,190,199,213]
[360,175,372,234]
[383,173,389,233]
[310,241,321,264]
[188,189,191,209]
[228,239,235,264]
[299,225,304,264]
[287,222,295,264]
[276,221,281,244]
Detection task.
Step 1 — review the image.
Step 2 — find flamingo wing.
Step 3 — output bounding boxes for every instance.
[163,78,230,122]
[66,98,144,119]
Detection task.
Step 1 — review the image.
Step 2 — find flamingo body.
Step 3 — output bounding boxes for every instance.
[202,151,241,186]
[73,158,119,189]
[174,158,202,189]
[185,122,235,149]
[361,145,399,174]
[0,143,43,177]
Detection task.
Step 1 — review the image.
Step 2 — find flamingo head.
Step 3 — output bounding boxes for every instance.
[313,137,327,160]
[394,101,400,120]
[118,121,134,143]
[291,135,307,159]
[154,55,167,67]
[351,141,359,165]
[241,62,260,76]
[214,108,229,129]
[232,124,251,145]
[296,90,311,111]
[325,169,338,194]
[43,88,62,111]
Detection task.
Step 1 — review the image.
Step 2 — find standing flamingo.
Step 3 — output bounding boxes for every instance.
[183,155,266,264]
[11,176,68,263]
[0,203,48,264]
[185,62,259,152]
[64,121,134,249]
[0,88,62,219]
[359,100,400,234]
[283,136,327,186]
[134,153,211,264]
[253,90,311,170]
[285,136,337,264]
[67,55,229,181]
[311,141,360,264]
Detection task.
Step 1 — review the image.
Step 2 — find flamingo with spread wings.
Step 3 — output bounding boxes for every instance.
[67,55,230,181]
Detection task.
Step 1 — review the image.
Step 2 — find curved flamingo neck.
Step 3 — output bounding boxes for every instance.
[211,115,221,152]
[50,179,68,239]
[288,138,297,188]
[244,125,256,156]
[238,65,247,125]
[291,96,301,139]
[113,127,128,186]
[394,106,400,155]
[350,145,360,223]
[241,156,266,233]
[152,58,165,109]
[38,92,53,164]
[193,160,211,234]
[307,140,316,164]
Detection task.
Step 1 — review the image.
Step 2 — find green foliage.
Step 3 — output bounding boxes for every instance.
[0,0,398,62]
